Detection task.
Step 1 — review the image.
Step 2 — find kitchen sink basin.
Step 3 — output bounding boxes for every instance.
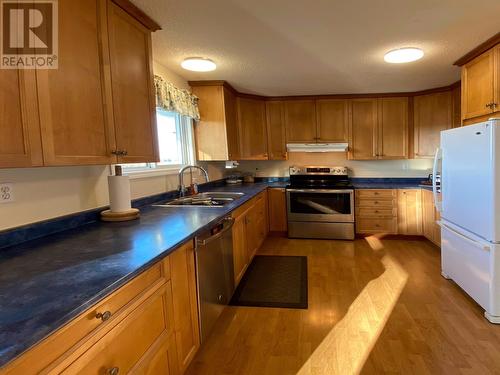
[154,192,245,208]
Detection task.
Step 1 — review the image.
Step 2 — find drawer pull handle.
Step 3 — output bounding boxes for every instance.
[107,367,119,375]
[96,310,112,322]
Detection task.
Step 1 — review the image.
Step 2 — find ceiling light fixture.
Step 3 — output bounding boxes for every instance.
[384,47,424,63]
[181,57,217,72]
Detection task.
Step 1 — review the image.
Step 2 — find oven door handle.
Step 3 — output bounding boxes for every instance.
[286,189,354,194]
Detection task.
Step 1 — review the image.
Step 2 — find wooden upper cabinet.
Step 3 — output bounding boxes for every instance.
[377,97,408,159]
[461,48,495,122]
[0,70,42,168]
[36,0,117,166]
[285,100,317,143]
[452,84,462,128]
[348,99,378,160]
[108,1,158,163]
[265,101,287,160]
[316,99,349,142]
[223,87,240,160]
[192,84,239,161]
[237,97,268,160]
[414,91,452,158]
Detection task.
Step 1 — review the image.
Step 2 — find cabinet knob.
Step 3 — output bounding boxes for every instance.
[96,310,112,322]
[107,367,119,375]
[217,294,224,303]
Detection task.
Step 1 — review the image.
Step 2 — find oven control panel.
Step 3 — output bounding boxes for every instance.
[289,166,348,175]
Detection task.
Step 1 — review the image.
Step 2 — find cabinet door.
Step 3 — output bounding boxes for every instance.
[223,87,240,160]
[237,97,268,160]
[108,1,158,163]
[36,0,116,166]
[422,189,434,240]
[316,99,349,142]
[452,85,462,128]
[285,100,317,143]
[169,242,200,373]
[268,188,287,232]
[378,97,408,159]
[462,49,495,121]
[192,85,229,161]
[245,204,262,261]
[495,45,500,116]
[414,91,452,158]
[266,101,287,160]
[397,190,422,235]
[348,99,378,160]
[232,213,249,286]
[0,70,42,168]
[132,334,179,375]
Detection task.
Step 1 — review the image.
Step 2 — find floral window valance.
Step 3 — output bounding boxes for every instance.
[154,75,200,121]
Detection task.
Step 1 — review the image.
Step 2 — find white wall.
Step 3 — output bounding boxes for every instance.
[234,153,433,178]
[0,62,225,231]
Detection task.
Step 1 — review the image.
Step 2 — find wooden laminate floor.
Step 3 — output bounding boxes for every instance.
[186,236,500,375]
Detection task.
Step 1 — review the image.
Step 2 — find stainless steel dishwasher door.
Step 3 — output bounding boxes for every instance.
[195,216,235,343]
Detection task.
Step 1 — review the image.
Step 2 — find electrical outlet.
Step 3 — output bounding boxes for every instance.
[0,183,14,203]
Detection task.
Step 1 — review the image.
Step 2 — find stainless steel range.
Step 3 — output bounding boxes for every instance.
[286,166,354,240]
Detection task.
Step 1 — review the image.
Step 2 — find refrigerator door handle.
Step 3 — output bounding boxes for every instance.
[433,147,442,212]
[438,221,490,251]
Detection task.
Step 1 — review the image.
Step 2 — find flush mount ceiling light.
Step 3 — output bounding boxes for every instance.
[181,57,217,72]
[384,47,424,63]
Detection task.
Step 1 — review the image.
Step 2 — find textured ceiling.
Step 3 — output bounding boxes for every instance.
[132,0,500,96]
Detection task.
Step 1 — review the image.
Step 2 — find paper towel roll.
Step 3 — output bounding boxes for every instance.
[108,175,132,212]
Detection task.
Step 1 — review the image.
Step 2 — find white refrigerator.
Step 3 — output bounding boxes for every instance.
[435,118,500,323]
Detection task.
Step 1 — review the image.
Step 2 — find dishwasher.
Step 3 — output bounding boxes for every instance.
[195,215,235,342]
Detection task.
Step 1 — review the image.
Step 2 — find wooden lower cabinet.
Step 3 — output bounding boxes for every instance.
[169,242,200,374]
[2,242,199,375]
[231,191,268,286]
[355,189,398,234]
[268,188,288,232]
[232,213,249,285]
[355,188,441,245]
[397,190,423,235]
[422,189,441,246]
[59,282,175,375]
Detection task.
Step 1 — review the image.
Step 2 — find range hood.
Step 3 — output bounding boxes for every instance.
[286,143,348,153]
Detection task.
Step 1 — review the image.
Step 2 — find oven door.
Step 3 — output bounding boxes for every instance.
[286,189,354,223]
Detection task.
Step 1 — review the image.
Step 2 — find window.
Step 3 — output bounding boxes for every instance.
[121,110,195,175]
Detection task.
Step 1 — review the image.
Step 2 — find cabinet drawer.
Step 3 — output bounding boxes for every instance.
[356,218,397,234]
[60,282,174,375]
[356,198,396,208]
[356,189,396,199]
[356,207,396,218]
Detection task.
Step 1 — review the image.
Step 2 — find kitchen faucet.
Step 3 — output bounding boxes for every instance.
[178,165,210,196]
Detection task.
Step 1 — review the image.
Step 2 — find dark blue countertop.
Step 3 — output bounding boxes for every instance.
[0,182,270,368]
[0,177,431,367]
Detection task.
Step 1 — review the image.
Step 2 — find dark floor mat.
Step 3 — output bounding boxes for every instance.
[230,255,308,309]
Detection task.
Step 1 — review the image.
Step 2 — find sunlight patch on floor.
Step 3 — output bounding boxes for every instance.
[297,236,408,375]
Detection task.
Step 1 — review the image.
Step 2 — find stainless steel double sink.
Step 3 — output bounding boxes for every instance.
[154,192,245,208]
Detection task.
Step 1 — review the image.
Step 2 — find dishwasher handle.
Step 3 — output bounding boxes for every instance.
[196,217,235,247]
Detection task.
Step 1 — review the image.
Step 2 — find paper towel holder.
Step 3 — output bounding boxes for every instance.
[101,165,140,222]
